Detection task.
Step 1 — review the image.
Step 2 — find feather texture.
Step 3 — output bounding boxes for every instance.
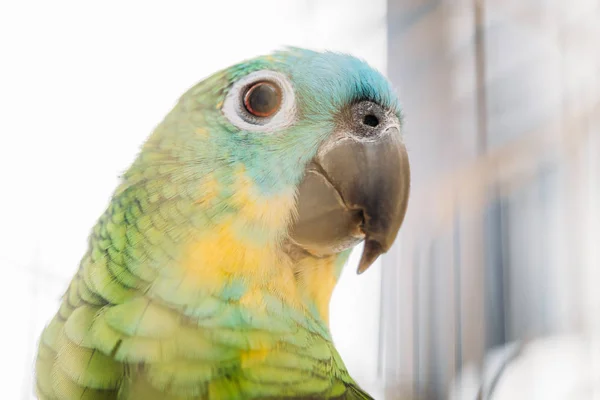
[34,48,399,399]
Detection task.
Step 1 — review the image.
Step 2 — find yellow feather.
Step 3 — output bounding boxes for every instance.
[239,348,270,368]
[295,255,339,324]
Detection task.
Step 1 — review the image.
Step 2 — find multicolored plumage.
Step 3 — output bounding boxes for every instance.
[35,48,410,399]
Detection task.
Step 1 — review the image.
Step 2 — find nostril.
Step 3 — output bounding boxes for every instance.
[363,114,379,127]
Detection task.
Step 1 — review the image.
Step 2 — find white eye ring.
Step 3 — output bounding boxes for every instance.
[222,70,297,133]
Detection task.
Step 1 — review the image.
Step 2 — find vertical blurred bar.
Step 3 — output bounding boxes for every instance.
[452,212,463,375]
[483,192,507,350]
[473,0,487,155]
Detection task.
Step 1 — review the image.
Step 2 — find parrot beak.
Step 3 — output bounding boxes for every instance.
[289,101,410,274]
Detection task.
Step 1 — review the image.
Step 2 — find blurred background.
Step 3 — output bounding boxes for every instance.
[0,0,598,399]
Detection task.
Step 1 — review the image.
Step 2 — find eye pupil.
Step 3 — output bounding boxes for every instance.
[363,114,379,127]
[244,81,281,117]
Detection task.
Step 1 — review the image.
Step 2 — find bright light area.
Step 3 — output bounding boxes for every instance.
[0,1,388,398]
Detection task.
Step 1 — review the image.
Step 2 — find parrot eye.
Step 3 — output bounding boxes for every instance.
[222,70,296,133]
[243,81,282,118]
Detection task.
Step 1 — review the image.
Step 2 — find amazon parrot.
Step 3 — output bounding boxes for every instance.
[34,48,410,399]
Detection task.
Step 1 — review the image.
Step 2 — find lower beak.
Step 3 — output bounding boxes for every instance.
[289,126,410,273]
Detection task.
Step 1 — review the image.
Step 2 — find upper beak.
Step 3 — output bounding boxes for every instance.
[288,101,410,273]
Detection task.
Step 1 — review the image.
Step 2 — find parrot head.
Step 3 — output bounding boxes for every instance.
[136,48,409,272]
[121,48,410,323]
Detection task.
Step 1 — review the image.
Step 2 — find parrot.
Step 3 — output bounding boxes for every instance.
[34,48,410,400]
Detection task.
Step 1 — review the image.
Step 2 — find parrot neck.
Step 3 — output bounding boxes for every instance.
[290,249,352,326]
[175,226,348,333]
